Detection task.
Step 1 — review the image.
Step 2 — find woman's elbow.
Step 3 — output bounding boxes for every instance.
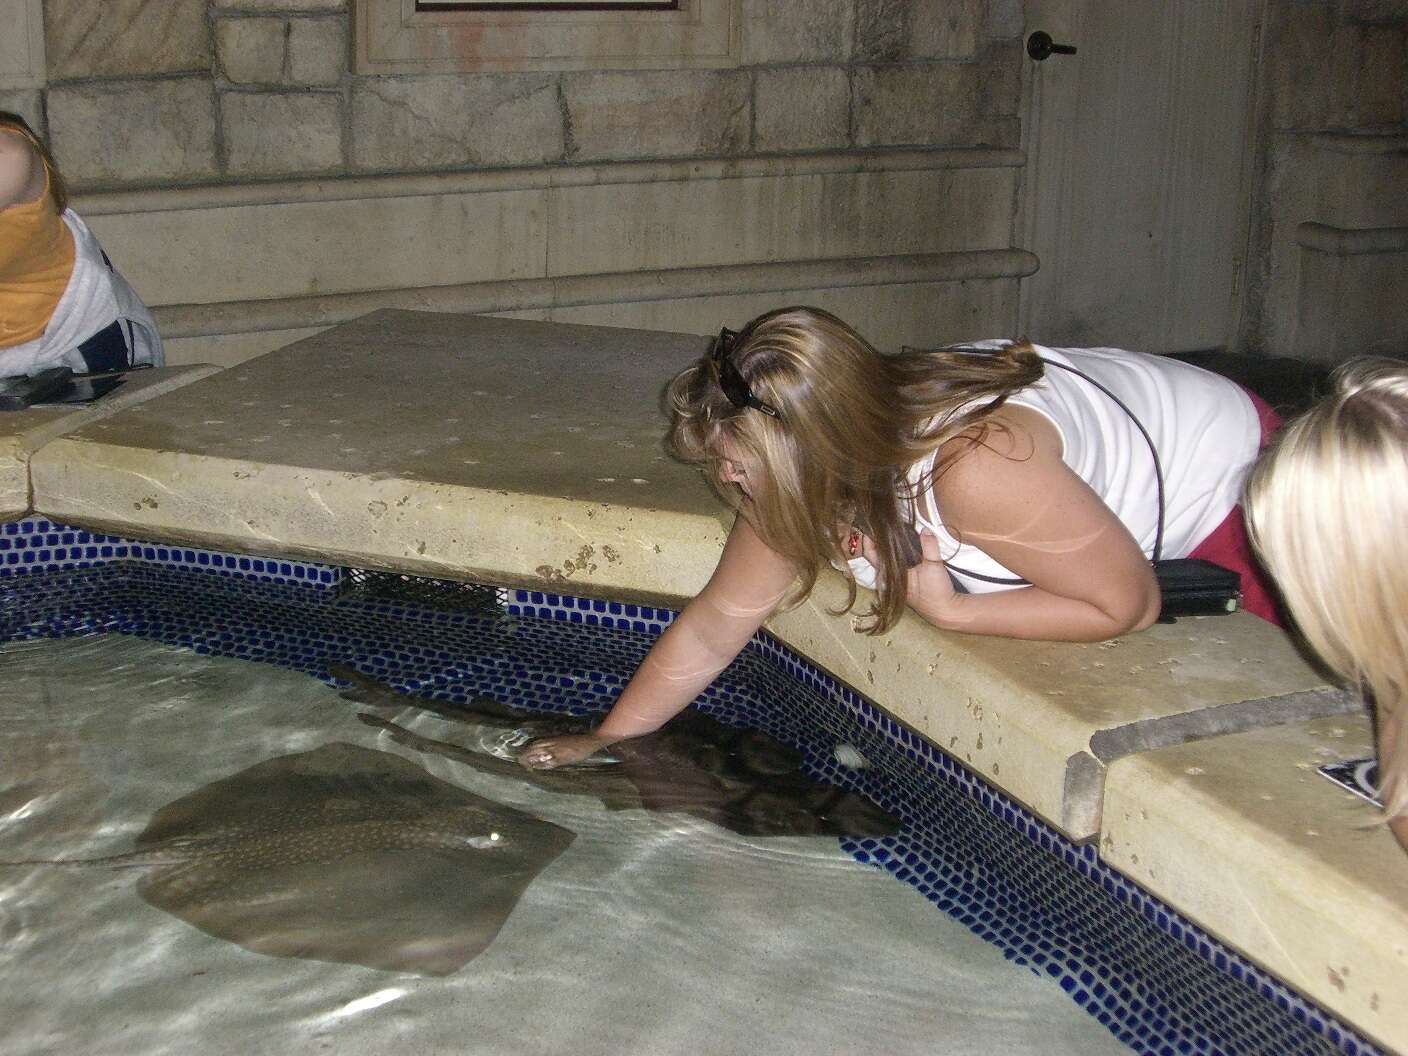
[1129,584,1163,633]
[1095,580,1162,639]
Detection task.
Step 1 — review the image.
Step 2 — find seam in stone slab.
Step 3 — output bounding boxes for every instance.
[1062,686,1361,836]
[1295,221,1408,256]
[70,146,1025,215]
[1087,685,1362,763]
[151,249,1039,339]
[1061,751,1107,838]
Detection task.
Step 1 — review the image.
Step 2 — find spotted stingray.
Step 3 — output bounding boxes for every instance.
[3,742,575,975]
[330,665,903,838]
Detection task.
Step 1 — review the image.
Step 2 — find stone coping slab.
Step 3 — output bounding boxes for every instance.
[2,365,220,522]
[1102,714,1408,1054]
[29,310,1339,839]
[31,311,732,602]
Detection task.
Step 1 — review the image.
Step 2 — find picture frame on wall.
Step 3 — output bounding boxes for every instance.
[415,1,679,9]
[356,0,738,73]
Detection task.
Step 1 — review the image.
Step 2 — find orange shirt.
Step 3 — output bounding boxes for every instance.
[0,172,76,349]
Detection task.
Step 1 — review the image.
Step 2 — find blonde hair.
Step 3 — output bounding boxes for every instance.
[665,306,1044,633]
[1245,357,1408,823]
[0,111,67,213]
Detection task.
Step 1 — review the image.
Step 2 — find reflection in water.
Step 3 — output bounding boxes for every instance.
[331,666,903,838]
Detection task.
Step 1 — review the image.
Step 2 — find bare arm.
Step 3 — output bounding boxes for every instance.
[900,407,1160,642]
[520,511,795,767]
[0,129,46,210]
[1377,707,1408,856]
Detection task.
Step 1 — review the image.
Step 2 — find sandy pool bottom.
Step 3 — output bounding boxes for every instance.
[0,634,1129,1056]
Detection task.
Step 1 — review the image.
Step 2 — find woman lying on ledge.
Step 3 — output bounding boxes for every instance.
[1245,359,1408,855]
[522,306,1277,769]
[0,111,162,376]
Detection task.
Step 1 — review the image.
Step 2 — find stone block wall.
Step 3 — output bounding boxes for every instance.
[1243,0,1408,362]
[12,0,1023,190]
[0,0,1032,370]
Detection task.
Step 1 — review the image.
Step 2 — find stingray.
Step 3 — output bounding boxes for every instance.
[329,665,902,838]
[2,742,575,976]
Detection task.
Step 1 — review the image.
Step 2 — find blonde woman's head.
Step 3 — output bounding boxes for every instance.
[0,111,66,213]
[665,307,906,617]
[664,306,1044,633]
[1245,357,1408,821]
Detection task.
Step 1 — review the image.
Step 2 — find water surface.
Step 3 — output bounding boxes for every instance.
[0,635,1130,1056]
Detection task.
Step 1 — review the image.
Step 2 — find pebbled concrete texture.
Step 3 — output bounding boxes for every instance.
[1,366,221,522]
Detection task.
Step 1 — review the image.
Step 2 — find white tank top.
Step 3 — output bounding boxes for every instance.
[846,340,1261,594]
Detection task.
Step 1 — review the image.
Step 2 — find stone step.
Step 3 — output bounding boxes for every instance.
[1103,713,1408,1054]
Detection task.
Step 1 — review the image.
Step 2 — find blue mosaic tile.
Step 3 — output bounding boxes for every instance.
[0,518,1387,1056]
[0,518,342,588]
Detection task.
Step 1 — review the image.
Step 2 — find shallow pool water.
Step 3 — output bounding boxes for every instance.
[0,634,1131,1056]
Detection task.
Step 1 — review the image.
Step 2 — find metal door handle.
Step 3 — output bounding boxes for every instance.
[1027,31,1077,61]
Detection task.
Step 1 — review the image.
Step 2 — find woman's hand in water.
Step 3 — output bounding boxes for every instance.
[518,732,617,770]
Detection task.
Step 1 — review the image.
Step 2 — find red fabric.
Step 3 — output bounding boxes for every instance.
[1184,390,1283,624]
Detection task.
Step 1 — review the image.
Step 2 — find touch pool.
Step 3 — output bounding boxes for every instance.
[0,517,1386,1056]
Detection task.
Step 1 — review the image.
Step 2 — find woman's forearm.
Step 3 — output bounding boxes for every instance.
[593,513,794,741]
[593,603,753,740]
[910,581,1159,642]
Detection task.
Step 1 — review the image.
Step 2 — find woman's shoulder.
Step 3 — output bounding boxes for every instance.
[930,405,1059,492]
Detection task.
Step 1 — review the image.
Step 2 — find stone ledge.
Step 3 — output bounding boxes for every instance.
[771,589,1340,836]
[1309,131,1408,154]
[1103,715,1408,1054]
[151,250,1038,340]
[2,366,221,522]
[31,312,730,600]
[27,311,1334,842]
[1296,221,1408,255]
[76,150,1021,313]
[157,274,1019,371]
[70,147,1025,216]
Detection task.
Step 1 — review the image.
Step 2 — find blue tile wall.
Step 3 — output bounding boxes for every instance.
[0,516,1386,1056]
[0,518,342,589]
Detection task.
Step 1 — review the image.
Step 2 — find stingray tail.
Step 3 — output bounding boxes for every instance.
[0,847,192,869]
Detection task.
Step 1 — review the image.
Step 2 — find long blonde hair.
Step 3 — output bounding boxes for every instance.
[0,111,66,213]
[1245,357,1408,822]
[665,306,1044,633]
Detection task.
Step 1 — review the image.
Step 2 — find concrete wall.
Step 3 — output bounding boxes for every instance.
[0,0,1031,367]
[1242,0,1408,363]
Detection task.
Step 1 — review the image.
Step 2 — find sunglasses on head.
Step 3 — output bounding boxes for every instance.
[709,326,782,419]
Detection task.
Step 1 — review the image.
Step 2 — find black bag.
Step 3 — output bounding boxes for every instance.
[1153,558,1241,619]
